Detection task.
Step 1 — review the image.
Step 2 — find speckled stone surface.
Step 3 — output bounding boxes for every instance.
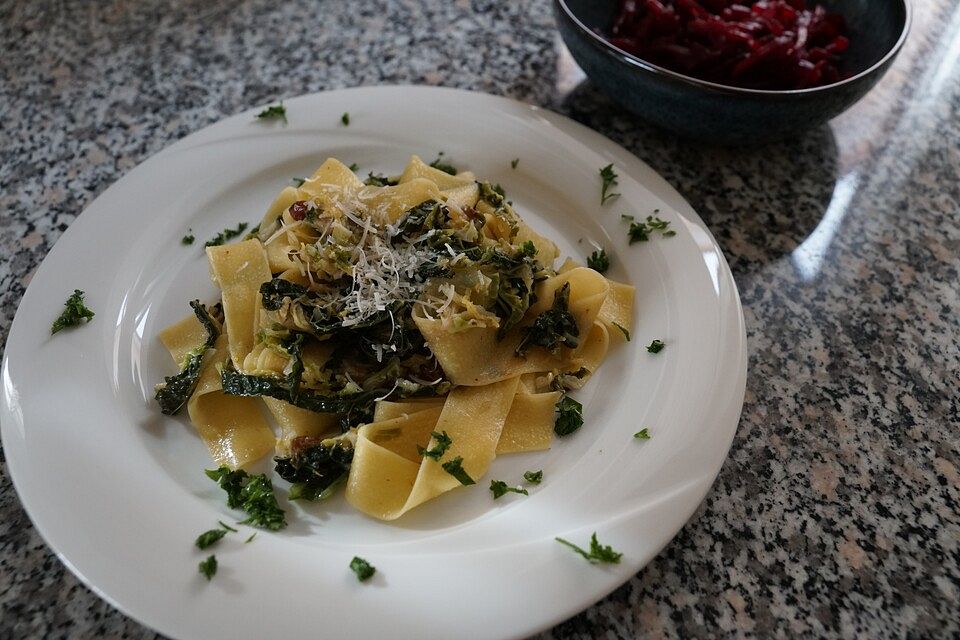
[1,0,958,638]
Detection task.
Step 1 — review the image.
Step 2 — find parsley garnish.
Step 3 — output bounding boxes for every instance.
[291,177,306,187]
[350,556,376,582]
[523,470,543,484]
[429,152,458,175]
[627,215,674,244]
[417,430,453,461]
[555,532,623,564]
[205,466,287,530]
[587,249,609,273]
[647,339,665,353]
[490,480,529,499]
[511,158,519,169]
[348,162,359,172]
[198,555,217,580]
[256,103,287,123]
[182,231,195,245]
[218,520,238,532]
[51,289,95,334]
[634,428,651,439]
[195,528,228,550]
[245,532,256,543]
[205,222,249,247]
[441,456,475,485]
[554,394,583,437]
[341,112,350,126]
[599,164,620,205]
[613,323,631,341]
[519,240,537,257]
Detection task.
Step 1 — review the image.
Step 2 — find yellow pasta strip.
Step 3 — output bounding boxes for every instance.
[496,391,560,454]
[398,155,474,190]
[158,313,208,367]
[361,178,443,223]
[597,279,635,343]
[347,378,519,520]
[186,334,276,469]
[373,398,446,422]
[206,240,272,369]
[263,398,338,456]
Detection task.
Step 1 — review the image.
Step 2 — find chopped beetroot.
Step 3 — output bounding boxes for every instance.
[606,0,849,90]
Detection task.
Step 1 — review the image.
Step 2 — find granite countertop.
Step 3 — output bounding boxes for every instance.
[1,0,957,637]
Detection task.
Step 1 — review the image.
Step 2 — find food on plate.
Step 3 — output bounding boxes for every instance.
[606,0,849,90]
[155,155,635,521]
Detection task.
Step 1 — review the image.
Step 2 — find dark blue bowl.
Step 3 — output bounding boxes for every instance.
[554,0,911,144]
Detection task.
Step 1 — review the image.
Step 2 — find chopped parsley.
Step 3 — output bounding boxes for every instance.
[245,532,257,543]
[613,323,631,341]
[198,555,217,580]
[205,466,287,530]
[51,289,95,334]
[348,162,359,172]
[256,103,287,122]
[195,528,228,550]
[429,152,458,175]
[587,249,609,273]
[291,177,306,187]
[490,480,529,499]
[341,112,350,126]
[205,222,249,247]
[218,521,238,532]
[634,428,651,440]
[350,556,376,582]
[523,470,543,484]
[441,456,475,485]
[555,532,623,564]
[364,172,397,187]
[599,164,620,205]
[554,394,583,437]
[646,339,665,354]
[511,158,519,169]
[417,430,453,461]
[627,215,674,244]
[182,231,195,245]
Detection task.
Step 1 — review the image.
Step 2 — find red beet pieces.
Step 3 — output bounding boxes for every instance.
[607,0,849,90]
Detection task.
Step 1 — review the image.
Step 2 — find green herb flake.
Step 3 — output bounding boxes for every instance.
[195,528,228,550]
[256,103,287,123]
[441,456,475,485]
[634,428,651,440]
[555,532,623,564]
[516,283,580,357]
[646,339,665,354]
[181,232,195,245]
[620,214,635,221]
[599,164,620,205]
[417,430,453,461]
[350,556,376,582]
[511,158,519,169]
[205,466,287,530]
[291,177,306,187]
[364,172,397,187]
[205,222,249,247]
[613,323,631,342]
[341,112,350,126]
[523,470,543,484]
[348,162,359,172]
[587,249,609,273]
[245,532,257,544]
[218,521,238,532]
[429,152,458,175]
[51,289,95,334]
[490,480,529,499]
[198,555,218,580]
[663,230,677,237]
[628,221,650,244]
[554,394,584,437]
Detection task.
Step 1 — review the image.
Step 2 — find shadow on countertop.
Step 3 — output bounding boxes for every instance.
[556,81,840,278]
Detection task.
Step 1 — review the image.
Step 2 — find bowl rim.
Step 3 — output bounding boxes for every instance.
[555,0,913,97]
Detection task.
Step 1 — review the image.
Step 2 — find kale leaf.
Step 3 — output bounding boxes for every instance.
[274,433,355,502]
[155,300,219,415]
[554,394,584,437]
[516,283,579,356]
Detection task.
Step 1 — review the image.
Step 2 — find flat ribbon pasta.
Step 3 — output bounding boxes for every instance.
[346,377,519,520]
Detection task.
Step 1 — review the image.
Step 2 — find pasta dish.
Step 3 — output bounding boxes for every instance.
[155,156,634,521]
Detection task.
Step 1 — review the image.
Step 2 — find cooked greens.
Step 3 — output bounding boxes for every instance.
[205,222,249,247]
[554,394,584,437]
[205,466,286,530]
[274,432,355,502]
[489,480,529,499]
[441,456,475,485]
[516,283,579,357]
[523,470,543,484]
[429,151,457,175]
[155,300,219,415]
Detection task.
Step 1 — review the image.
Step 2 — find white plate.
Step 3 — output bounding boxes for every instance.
[1,86,746,640]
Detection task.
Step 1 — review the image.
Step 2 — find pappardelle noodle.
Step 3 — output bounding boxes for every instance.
[156,156,634,521]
